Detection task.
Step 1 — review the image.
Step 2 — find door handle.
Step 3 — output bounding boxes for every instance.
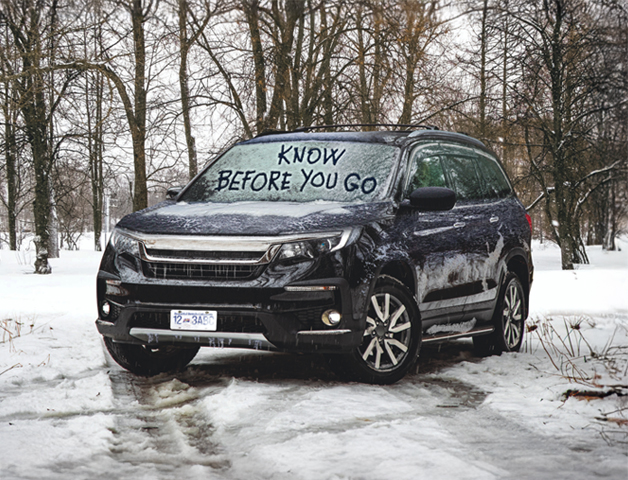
[490,216,499,223]
[453,222,465,228]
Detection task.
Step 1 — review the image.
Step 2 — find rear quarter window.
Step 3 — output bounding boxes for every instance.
[475,152,512,199]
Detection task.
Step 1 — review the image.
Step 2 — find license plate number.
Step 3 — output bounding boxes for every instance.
[170,310,217,331]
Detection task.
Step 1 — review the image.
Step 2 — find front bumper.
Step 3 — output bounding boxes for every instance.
[96,277,364,353]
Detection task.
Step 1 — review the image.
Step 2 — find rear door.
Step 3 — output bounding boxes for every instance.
[462,149,516,322]
[436,144,496,321]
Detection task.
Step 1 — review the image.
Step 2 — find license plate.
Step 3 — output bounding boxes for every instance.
[170,310,217,331]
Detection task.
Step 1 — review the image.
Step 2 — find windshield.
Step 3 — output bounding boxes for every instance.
[180,141,400,203]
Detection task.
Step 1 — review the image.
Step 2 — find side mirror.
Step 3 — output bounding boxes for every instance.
[166,186,183,200]
[409,187,456,211]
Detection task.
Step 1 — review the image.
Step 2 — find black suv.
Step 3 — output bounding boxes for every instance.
[97,127,533,384]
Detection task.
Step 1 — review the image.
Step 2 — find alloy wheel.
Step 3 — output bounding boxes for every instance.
[359,292,412,371]
[502,280,523,349]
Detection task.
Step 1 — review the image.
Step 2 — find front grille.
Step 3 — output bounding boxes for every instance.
[129,311,266,333]
[142,261,262,280]
[145,248,265,262]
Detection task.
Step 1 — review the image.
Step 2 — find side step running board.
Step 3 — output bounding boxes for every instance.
[422,326,494,344]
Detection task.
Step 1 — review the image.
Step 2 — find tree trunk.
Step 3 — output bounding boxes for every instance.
[370,7,385,125]
[2,94,18,250]
[19,13,52,273]
[603,179,617,251]
[356,7,371,125]
[48,185,59,258]
[131,0,148,211]
[46,5,59,259]
[501,6,509,167]
[244,0,267,134]
[398,9,417,125]
[478,0,488,140]
[178,0,198,180]
[320,2,334,126]
[287,7,304,130]
[30,90,52,274]
[87,69,104,251]
[265,0,303,130]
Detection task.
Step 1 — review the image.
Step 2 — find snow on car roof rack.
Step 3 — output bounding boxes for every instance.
[292,123,439,133]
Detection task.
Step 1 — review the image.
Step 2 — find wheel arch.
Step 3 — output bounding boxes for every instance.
[378,261,417,299]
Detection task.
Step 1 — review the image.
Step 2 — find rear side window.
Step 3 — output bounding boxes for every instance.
[475,153,512,199]
[440,148,484,201]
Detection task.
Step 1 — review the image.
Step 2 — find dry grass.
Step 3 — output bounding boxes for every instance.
[524,315,628,445]
[1,316,36,352]
[524,316,627,389]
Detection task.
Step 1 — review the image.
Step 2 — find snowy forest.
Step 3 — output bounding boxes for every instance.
[0,0,626,272]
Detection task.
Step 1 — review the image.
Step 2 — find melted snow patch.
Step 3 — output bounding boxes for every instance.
[150,379,199,408]
[416,235,505,302]
[426,318,477,336]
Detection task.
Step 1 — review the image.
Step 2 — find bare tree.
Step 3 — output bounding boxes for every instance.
[393,0,443,125]
[509,0,626,269]
[0,0,76,272]
[0,61,20,250]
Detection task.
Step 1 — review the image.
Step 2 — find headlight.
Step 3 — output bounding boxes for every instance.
[277,229,357,261]
[278,241,316,260]
[109,228,140,257]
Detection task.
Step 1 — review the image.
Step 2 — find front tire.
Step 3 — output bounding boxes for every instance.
[104,337,200,376]
[331,276,421,384]
[473,272,526,355]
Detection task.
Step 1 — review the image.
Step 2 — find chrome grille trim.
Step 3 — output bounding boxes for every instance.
[139,242,280,265]
[117,228,348,266]
[123,229,345,251]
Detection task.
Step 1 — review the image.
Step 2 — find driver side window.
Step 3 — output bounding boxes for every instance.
[408,154,447,192]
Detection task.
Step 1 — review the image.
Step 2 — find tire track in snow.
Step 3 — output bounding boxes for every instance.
[105,363,230,476]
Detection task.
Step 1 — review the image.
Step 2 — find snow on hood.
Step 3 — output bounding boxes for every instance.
[152,201,352,219]
[116,200,394,236]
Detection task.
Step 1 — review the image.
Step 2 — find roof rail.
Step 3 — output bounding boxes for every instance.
[256,129,287,137]
[293,123,439,133]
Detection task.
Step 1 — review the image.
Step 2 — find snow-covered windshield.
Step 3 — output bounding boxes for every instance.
[180,141,400,203]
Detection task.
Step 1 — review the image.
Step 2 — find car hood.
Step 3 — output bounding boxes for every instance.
[116,200,395,236]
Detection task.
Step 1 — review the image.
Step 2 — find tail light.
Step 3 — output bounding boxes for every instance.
[525,213,532,234]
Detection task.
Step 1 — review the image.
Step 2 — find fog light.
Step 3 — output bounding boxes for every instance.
[101,301,111,317]
[322,309,342,326]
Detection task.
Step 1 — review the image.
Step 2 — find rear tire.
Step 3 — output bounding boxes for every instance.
[330,276,421,384]
[473,272,526,356]
[104,337,199,376]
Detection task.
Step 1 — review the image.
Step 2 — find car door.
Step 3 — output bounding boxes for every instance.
[461,149,516,322]
[400,142,470,330]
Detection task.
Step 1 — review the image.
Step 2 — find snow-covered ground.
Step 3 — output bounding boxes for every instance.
[0,239,626,479]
